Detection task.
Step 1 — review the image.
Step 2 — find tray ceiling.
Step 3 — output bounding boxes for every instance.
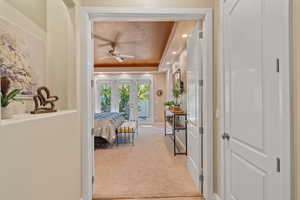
[93,21,174,68]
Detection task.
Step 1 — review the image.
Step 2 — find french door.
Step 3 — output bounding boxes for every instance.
[136,79,152,122]
[186,23,203,192]
[96,78,153,123]
[97,81,112,113]
[117,81,134,120]
[223,0,291,199]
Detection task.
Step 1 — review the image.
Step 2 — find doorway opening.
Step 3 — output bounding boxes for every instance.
[80,8,213,200]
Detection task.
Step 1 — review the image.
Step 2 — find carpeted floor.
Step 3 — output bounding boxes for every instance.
[93,125,202,200]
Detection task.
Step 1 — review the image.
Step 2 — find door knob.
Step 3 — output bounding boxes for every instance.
[222,132,230,141]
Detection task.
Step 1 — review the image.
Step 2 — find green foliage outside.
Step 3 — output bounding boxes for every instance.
[137,84,149,100]
[119,84,130,119]
[100,84,111,112]
[100,83,150,119]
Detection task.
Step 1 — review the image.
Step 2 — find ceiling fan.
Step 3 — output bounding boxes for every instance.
[93,32,136,63]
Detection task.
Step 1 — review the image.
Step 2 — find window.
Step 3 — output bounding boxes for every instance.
[95,75,153,122]
[118,83,131,120]
[99,83,112,113]
[137,80,151,121]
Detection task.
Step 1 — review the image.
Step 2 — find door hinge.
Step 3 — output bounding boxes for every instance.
[199,127,204,135]
[92,176,95,184]
[276,157,281,172]
[199,80,204,87]
[222,132,230,141]
[91,128,95,136]
[276,58,280,73]
[199,31,204,39]
[91,79,94,87]
[199,174,204,182]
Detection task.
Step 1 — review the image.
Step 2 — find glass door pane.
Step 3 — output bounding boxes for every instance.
[118,82,131,120]
[137,80,151,122]
[99,83,112,113]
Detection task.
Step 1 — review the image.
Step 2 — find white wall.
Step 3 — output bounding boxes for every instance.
[47,0,75,110]
[5,0,47,30]
[153,73,166,123]
[293,0,300,199]
[0,112,81,200]
[0,0,46,41]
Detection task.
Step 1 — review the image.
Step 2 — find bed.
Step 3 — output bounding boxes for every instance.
[94,112,125,145]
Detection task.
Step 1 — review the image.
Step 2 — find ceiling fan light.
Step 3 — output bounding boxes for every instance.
[182,34,189,38]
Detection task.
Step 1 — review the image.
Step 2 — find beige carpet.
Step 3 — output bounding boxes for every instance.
[93,125,201,200]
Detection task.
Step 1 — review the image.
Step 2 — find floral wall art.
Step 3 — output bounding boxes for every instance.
[0,17,46,96]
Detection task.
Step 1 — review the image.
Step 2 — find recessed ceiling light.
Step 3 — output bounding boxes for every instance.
[166,62,171,65]
[172,51,177,55]
[182,34,189,38]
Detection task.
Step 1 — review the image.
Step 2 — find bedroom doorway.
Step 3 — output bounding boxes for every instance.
[80,8,213,200]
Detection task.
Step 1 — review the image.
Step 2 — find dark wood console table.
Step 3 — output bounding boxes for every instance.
[164,109,188,156]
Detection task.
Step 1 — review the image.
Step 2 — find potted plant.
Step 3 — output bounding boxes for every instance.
[1,77,21,119]
[164,100,175,109]
[172,82,183,111]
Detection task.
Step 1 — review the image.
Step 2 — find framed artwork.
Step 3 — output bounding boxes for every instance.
[0,17,46,97]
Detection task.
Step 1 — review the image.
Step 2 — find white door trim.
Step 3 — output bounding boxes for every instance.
[218,0,292,200]
[80,7,213,200]
[218,1,226,199]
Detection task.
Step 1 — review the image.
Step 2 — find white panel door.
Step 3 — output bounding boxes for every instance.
[187,23,203,192]
[223,0,284,199]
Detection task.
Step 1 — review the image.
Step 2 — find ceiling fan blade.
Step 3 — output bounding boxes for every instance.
[97,43,111,47]
[114,32,121,43]
[120,55,135,58]
[98,56,113,60]
[114,56,124,63]
[117,41,139,45]
[93,34,113,43]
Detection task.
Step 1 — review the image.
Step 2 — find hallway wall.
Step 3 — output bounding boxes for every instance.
[153,73,167,123]
[5,0,47,30]
[0,112,81,200]
[46,0,74,110]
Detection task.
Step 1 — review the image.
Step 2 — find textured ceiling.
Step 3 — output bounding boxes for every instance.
[93,21,174,68]
[160,20,198,70]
